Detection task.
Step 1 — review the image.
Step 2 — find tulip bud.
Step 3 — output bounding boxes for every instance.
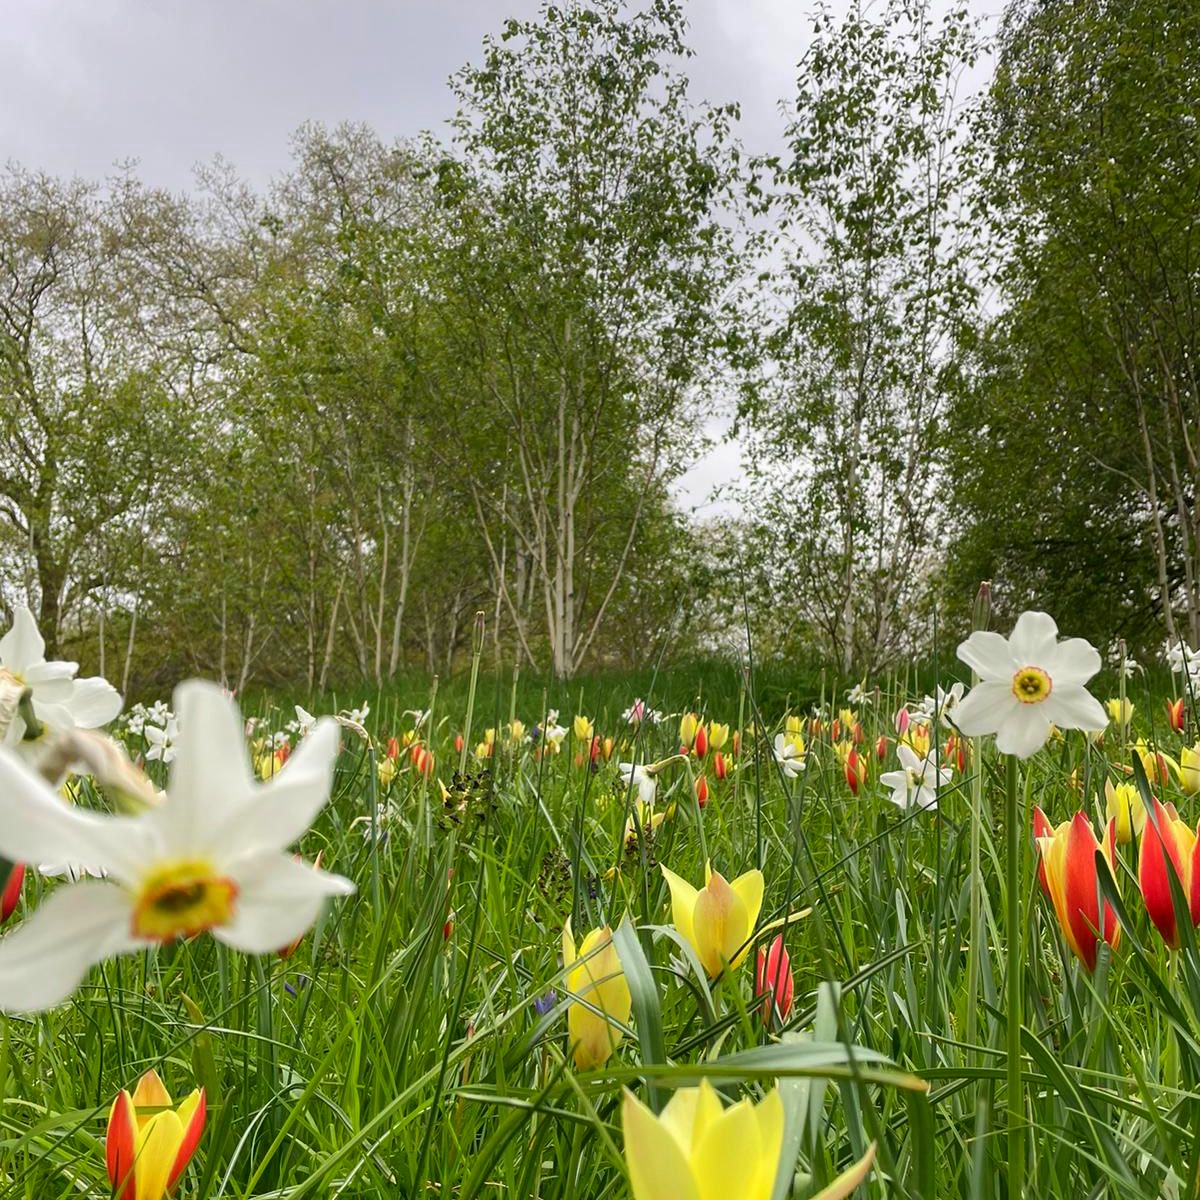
[895,708,910,734]
[385,736,400,761]
[693,723,708,759]
[0,862,22,924]
[852,720,864,745]
[845,747,867,794]
[1168,698,1185,734]
[972,579,992,631]
[731,730,741,758]
[755,934,794,1025]
[603,736,615,761]
[695,775,709,808]
[875,734,888,761]
[679,712,699,749]
[713,751,728,781]
[454,733,464,754]
[708,722,730,751]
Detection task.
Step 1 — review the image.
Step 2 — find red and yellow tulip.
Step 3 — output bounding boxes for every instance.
[1168,697,1185,734]
[106,1070,205,1200]
[1034,809,1120,971]
[755,934,794,1026]
[661,862,763,979]
[1138,797,1200,949]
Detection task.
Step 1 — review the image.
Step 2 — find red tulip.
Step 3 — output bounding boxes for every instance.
[713,751,729,781]
[1,863,23,924]
[1138,797,1200,949]
[693,724,708,759]
[386,736,400,760]
[1168,698,1185,734]
[755,935,794,1025]
[875,734,888,762]
[695,775,709,809]
[844,748,867,795]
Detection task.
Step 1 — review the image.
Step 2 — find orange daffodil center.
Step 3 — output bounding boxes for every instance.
[131,859,239,942]
[1011,666,1052,704]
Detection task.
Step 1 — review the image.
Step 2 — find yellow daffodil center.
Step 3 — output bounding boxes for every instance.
[1011,666,1052,705]
[132,859,238,943]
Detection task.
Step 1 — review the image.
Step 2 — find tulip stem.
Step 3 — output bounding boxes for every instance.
[1005,751,1024,1194]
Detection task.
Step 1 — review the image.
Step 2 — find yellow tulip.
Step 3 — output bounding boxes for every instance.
[509,719,526,742]
[838,707,856,728]
[680,712,699,749]
[708,723,730,751]
[1104,778,1145,843]
[901,723,931,759]
[785,714,804,737]
[1105,697,1133,728]
[1175,745,1200,796]
[621,1080,783,1200]
[562,920,631,1070]
[573,714,594,741]
[661,862,764,978]
[377,756,397,790]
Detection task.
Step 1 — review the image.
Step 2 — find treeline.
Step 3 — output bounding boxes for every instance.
[0,0,1196,689]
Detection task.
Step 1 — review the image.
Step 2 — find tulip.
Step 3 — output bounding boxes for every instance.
[1032,806,1054,899]
[851,720,864,745]
[755,934,794,1025]
[1132,739,1171,787]
[413,747,434,777]
[1174,745,1200,796]
[1035,811,1121,970]
[713,751,729,781]
[895,708,910,735]
[661,862,763,978]
[695,775,709,808]
[1104,778,1145,844]
[106,1070,206,1200]
[1138,797,1200,948]
[0,863,22,924]
[622,1080,784,1200]
[731,730,741,758]
[693,723,709,759]
[562,919,631,1070]
[574,714,594,741]
[377,755,397,790]
[875,734,888,761]
[680,712,699,749]
[1105,698,1133,729]
[844,747,867,795]
[509,720,526,742]
[944,734,967,773]
[454,733,465,754]
[708,722,730,751]
[385,736,400,761]
[602,736,615,761]
[901,723,931,760]
[1168,697,1185,734]
[785,714,804,737]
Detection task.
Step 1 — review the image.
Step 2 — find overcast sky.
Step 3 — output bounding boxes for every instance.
[0,0,997,511]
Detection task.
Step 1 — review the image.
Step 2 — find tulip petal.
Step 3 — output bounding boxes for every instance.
[693,872,749,977]
[215,852,353,955]
[133,1110,183,1200]
[132,1069,173,1112]
[167,1089,206,1190]
[808,1141,877,1200]
[691,1096,765,1200]
[661,865,698,953]
[106,1090,137,1200]
[729,870,764,931]
[0,749,151,885]
[622,1089,701,1200]
[753,1088,785,1198]
[0,880,143,1012]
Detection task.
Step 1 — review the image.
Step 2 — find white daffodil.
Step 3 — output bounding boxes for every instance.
[144,716,179,763]
[0,607,122,747]
[846,681,872,705]
[913,682,964,726]
[952,611,1106,759]
[0,680,353,1013]
[880,744,952,811]
[773,733,806,778]
[618,761,657,808]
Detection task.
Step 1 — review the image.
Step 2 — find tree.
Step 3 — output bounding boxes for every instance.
[741,0,984,674]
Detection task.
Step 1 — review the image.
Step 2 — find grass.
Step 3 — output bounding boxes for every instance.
[1,652,1199,1197]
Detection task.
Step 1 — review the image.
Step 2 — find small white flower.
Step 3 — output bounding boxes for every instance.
[0,680,353,1013]
[773,733,806,778]
[618,761,657,808]
[879,744,952,811]
[144,717,179,764]
[846,681,872,705]
[147,700,170,725]
[294,706,318,738]
[0,607,122,748]
[913,683,964,725]
[347,703,371,726]
[952,611,1106,759]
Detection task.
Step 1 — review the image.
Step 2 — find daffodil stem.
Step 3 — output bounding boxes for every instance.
[1005,751,1025,1193]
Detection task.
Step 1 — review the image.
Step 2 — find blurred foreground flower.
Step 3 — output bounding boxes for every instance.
[1174,745,1200,795]
[661,862,763,978]
[0,681,353,1012]
[106,1069,205,1200]
[1034,808,1120,971]
[954,611,1106,758]
[562,919,631,1070]
[621,1080,783,1200]
[0,862,22,923]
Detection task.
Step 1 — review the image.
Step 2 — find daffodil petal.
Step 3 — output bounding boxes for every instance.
[0,607,44,671]
[0,881,142,1012]
[1009,610,1059,664]
[994,705,1053,759]
[1041,686,1107,733]
[215,852,353,955]
[949,683,1012,737]
[956,631,1014,681]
